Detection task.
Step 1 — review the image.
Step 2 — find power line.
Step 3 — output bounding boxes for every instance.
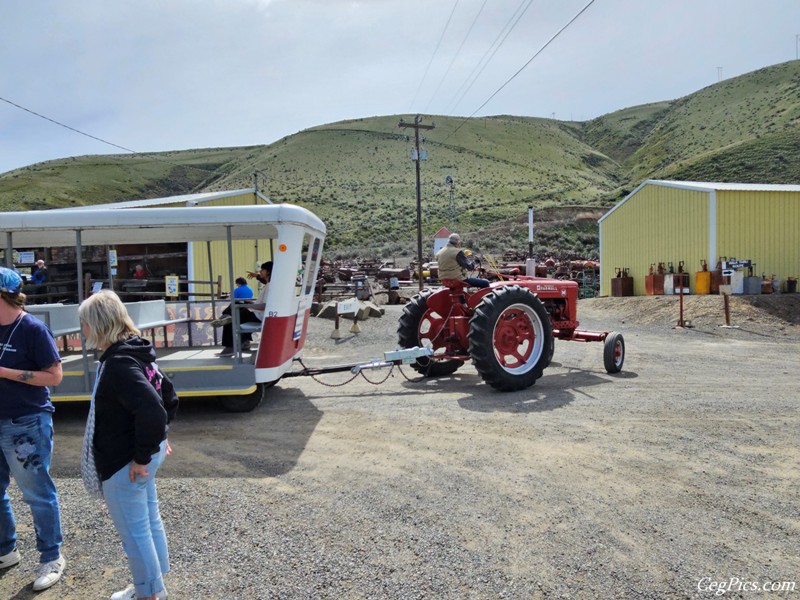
[445,0,534,114]
[0,95,216,174]
[1,95,140,155]
[444,0,598,141]
[0,96,322,199]
[423,0,489,113]
[409,0,461,111]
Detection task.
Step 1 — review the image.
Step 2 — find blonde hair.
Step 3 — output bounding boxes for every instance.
[78,290,139,349]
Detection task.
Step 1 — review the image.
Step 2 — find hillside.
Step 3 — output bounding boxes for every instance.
[203,115,623,253]
[1,60,798,260]
[623,61,800,181]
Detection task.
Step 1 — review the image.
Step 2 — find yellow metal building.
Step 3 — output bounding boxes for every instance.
[598,180,800,296]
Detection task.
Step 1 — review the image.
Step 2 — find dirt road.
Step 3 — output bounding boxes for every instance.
[4,298,798,599]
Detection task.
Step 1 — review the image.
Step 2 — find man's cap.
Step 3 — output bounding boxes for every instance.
[448,233,460,243]
[0,267,23,295]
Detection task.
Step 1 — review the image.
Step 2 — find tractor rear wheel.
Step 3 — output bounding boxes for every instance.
[603,331,625,373]
[544,335,555,369]
[397,291,464,376]
[468,285,553,391]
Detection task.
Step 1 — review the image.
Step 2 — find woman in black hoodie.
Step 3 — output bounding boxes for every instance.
[79,290,178,600]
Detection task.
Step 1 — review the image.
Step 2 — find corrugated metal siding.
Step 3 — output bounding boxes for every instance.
[717,191,800,280]
[117,191,257,209]
[188,191,268,297]
[191,239,273,298]
[200,192,259,207]
[600,185,710,295]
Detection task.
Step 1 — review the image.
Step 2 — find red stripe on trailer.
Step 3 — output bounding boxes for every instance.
[254,311,310,369]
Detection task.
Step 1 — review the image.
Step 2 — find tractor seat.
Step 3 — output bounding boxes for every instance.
[441,278,468,290]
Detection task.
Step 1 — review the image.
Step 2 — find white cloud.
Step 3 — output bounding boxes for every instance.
[1,0,798,173]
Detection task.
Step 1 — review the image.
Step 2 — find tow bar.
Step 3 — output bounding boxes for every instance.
[282,346,433,378]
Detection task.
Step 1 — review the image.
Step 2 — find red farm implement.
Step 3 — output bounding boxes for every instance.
[397,277,625,391]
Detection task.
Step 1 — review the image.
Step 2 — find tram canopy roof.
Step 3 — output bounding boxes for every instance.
[0,203,326,248]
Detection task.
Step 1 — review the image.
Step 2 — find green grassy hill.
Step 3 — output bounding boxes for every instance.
[620,61,800,181]
[203,114,623,254]
[1,60,798,261]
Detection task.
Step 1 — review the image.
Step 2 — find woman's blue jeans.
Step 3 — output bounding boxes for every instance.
[102,440,169,598]
[0,411,63,562]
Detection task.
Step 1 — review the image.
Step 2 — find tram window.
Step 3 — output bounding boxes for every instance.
[304,237,321,295]
[295,233,312,297]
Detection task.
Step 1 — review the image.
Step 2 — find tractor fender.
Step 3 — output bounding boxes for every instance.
[425,282,525,313]
[466,281,536,310]
[423,286,459,314]
[465,286,495,310]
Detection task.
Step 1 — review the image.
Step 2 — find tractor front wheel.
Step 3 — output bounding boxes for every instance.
[468,285,553,391]
[398,291,464,377]
[603,331,625,373]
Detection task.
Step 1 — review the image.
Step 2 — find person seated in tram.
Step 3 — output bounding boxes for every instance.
[211,262,272,357]
[232,277,253,301]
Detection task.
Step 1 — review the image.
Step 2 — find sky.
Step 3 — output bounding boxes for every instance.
[1,0,799,174]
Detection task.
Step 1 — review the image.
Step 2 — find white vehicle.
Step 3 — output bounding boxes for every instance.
[1,203,325,411]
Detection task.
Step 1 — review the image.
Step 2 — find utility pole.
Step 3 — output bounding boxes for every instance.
[445,175,457,227]
[398,114,435,290]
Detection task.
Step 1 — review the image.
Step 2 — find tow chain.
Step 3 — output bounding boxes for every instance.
[296,359,397,387]
[396,364,429,383]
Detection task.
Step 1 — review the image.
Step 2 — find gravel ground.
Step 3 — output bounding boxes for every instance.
[3,295,799,599]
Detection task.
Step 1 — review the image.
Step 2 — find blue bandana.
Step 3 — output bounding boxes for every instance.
[0,267,22,295]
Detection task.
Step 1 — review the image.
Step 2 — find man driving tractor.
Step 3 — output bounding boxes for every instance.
[435,233,489,288]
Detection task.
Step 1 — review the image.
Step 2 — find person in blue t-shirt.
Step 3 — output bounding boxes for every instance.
[210,264,272,356]
[232,277,253,300]
[0,267,66,591]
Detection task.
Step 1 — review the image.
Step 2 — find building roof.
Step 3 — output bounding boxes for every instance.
[433,226,452,239]
[647,180,800,193]
[599,179,800,223]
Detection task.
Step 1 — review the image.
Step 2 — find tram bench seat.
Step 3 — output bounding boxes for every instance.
[234,302,265,334]
[27,304,81,338]
[125,300,190,346]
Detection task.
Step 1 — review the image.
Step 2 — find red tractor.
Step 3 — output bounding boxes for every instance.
[397,277,625,391]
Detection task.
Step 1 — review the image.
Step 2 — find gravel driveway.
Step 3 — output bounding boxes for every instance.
[4,298,798,599]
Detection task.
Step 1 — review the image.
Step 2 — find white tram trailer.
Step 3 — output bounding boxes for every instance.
[1,203,326,411]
